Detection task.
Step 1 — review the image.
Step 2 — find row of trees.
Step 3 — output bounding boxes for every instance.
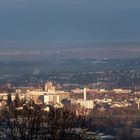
[90,108,140,140]
[0,99,93,140]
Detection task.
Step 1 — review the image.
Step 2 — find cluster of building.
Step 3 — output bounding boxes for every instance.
[0,82,95,113]
[1,81,140,115]
[71,88,140,110]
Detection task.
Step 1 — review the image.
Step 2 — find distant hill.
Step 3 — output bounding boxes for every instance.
[1,58,140,74]
[0,42,140,61]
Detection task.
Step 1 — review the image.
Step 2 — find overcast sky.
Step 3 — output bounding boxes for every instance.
[0,0,140,42]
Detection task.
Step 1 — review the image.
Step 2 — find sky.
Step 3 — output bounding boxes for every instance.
[0,0,140,60]
[0,0,140,42]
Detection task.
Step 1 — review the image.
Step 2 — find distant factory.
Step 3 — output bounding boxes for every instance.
[71,88,94,109]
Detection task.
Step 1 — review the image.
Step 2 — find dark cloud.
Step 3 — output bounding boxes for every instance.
[0,0,140,42]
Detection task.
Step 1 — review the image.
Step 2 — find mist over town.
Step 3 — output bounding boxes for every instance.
[1,0,140,139]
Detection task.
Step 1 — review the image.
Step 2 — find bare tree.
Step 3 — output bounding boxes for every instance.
[0,102,90,140]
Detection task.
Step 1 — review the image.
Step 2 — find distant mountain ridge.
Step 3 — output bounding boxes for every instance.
[0,42,140,61]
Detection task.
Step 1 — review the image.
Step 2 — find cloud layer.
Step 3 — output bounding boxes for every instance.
[0,0,140,42]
